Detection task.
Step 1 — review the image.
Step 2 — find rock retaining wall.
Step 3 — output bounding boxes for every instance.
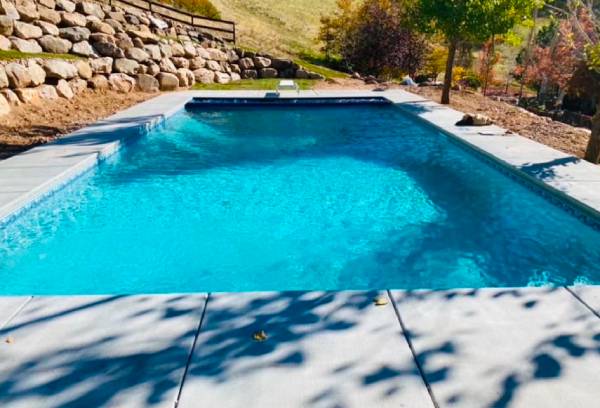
[0,0,323,115]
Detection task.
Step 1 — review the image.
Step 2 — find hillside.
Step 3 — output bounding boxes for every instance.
[210,0,338,56]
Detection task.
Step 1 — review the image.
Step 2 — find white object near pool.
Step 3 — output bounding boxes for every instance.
[276,79,300,94]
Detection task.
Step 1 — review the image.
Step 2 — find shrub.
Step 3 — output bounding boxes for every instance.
[162,0,220,19]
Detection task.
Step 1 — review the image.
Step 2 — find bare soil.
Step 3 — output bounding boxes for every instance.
[316,78,592,158]
[0,90,154,160]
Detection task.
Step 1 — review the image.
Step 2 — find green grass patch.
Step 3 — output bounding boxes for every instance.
[295,59,348,79]
[0,50,82,61]
[161,0,220,19]
[192,78,316,90]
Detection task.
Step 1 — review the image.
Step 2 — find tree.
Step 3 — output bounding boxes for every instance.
[414,0,542,104]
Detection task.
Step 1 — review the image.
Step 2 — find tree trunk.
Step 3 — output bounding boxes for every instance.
[585,102,600,163]
[441,40,457,105]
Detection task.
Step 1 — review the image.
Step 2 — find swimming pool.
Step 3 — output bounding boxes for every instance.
[1,99,600,294]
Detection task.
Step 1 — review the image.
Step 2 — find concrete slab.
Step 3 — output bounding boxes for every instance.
[390,288,600,408]
[568,286,600,315]
[0,297,31,329]
[0,294,207,408]
[178,291,434,408]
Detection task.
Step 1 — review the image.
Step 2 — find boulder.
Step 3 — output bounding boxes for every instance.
[214,71,230,84]
[182,42,196,57]
[176,68,194,87]
[0,93,9,116]
[229,63,241,74]
[15,87,41,103]
[90,56,113,73]
[38,6,61,24]
[170,42,184,57]
[56,79,74,99]
[158,43,172,58]
[172,57,189,69]
[206,48,226,61]
[238,57,254,70]
[5,63,32,88]
[15,1,39,22]
[43,59,78,79]
[38,0,55,9]
[104,19,123,33]
[78,2,104,19]
[60,12,87,27]
[74,59,92,79]
[13,21,43,39]
[1,89,21,106]
[37,84,59,100]
[38,35,72,53]
[226,49,239,62]
[156,72,178,91]
[189,57,205,70]
[0,34,11,50]
[455,113,493,126]
[295,69,309,79]
[159,57,176,74]
[69,77,87,93]
[196,47,210,60]
[144,44,161,61]
[89,32,114,44]
[127,30,158,44]
[125,47,149,62]
[59,26,90,42]
[132,37,144,48]
[72,40,95,56]
[93,40,124,58]
[135,73,158,92]
[205,60,221,72]
[0,0,19,20]
[241,69,257,79]
[9,37,42,52]
[230,72,241,82]
[107,11,125,23]
[56,0,76,13]
[35,21,59,36]
[108,73,135,92]
[28,63,46,86]
[254,57,271,69]
[0,15,14,36]
[270,58,293,70]
[87,20,114,35]
[145,62,160,76]
[0,66,8,88]
[115,33,134,50]
[113,58,139,75]
[88,74,108,89]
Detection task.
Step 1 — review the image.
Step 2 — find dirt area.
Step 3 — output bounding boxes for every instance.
[317,78,592,158]
[0,90,154,160]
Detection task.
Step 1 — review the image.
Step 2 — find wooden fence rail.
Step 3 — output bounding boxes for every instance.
[107,0,236,43]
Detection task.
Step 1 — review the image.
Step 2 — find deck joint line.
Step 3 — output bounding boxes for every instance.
[173,292,211,408]
[563,286,600,320]
[387,290,440,408]
[0,296,33,332]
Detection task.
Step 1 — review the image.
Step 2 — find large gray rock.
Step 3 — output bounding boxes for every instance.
[0,93,9,116]
[13,21,43,39]
[59,26,90,42]
[78,1,104,19]
[104,18,123,33]
[61,11,87,27]
[205,60,221,72]
[93,40,124,58]
[144,44,161,60]
[56,79,74,99]
[38,0,55,9]
[56,0,76,13]
[15,87,41,103]
[0,15,14,36]
[15,1,39,22]
[71,40,95,56]
[226,49,239,62]
[1,88,21,105]
[270,58,294,70]
[176,68,194,87]
[159,57,176,74]
[241,69,258,79]
[108,73,135,92]
[172,57,189,69]
[189,57,205,70]
[158,43,172,58]
[90,56,112,73]
[10,37,42,52]
[5,63,32,88]
[0,34,11,50]
[113,58,139,75]
[0,66,8,88]
[145,62,160,76]
[182,42,196,57]
[74,59,92,79]
[35,20,59,36]
[37,84,59,99]
[214,71,231,84]
[254,56,271,69]
[127,30,158,44]
[157,72,178,90]
[69,77,87,94]
[38,35,72,53]
[170,42,184,57]
[135,73,158,92]
[43,59,78,79]
[115,33,134,50]
[89,32,114,44]
[107,11,125,23]
[28,63,46,86]
[87,20,114,35]
[0,0,19,20]
[38,6,61,24]
[230,72,241,82]
[125,47,149,62]
[196,47,210,60]
[259,67,278,78]
[207,48,227,61]
[239,57,254,70]
[88,74,108,89]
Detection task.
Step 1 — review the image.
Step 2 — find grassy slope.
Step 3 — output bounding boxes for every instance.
[192,78,316,90]
[210,0,338,56]
[0,50,82,61]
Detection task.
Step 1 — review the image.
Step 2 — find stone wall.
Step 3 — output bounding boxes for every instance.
[0,0,323,114]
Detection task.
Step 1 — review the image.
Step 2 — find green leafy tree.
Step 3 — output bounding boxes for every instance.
[413,0,542,104]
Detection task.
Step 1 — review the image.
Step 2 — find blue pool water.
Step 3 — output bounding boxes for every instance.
[1,103,600,294]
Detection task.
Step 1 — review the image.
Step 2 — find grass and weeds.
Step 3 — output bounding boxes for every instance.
[161,0,220,18]
[192,78,316,90]
[0,50,82,61]
[295,59,348,79]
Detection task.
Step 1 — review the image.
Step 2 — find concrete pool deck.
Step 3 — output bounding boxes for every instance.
[0,287,599,407]
[1,90,600,406]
